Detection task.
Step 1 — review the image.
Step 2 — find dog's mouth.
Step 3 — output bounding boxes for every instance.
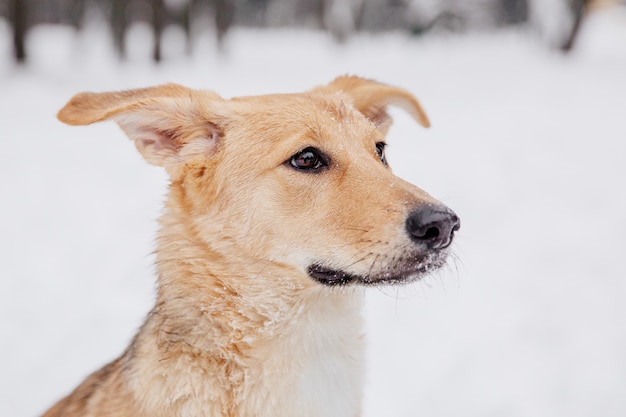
[308,266,359,286]
[307,250,449,287]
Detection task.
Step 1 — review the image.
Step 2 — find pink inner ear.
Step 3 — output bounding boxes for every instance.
[140,137,175,152]
[135,124,179,151]
[114,106,224,167]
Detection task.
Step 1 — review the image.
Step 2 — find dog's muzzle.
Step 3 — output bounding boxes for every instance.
[308,203,460,287]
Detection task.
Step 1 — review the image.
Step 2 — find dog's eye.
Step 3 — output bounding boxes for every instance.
[375,142,388,166]
[288,147,328,172]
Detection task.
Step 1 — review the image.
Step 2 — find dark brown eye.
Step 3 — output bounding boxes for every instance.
[375,142,387,165]
[288,147,327,172]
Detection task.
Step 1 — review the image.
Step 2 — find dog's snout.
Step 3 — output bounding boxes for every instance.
[406,205,460,250]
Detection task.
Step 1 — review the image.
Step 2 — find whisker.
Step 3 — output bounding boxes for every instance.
[333,239,375,250]
[343,253,374,270]
[337,227,372,234]
[368,253,382,276]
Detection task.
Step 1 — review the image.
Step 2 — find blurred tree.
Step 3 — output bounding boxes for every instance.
[68,0,86,29]
[499,0,528,24]
[214,0,235,44]
[110,0,128,59]
[8,0,27,62]
[2,0,601,63]
[561,0,588,52]
[151,0,165,61]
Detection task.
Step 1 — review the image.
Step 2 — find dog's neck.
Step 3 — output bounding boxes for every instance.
[151,207,321,343]
[126,206,366,416]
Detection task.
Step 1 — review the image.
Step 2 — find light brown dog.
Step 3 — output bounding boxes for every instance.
[44,76,459,417]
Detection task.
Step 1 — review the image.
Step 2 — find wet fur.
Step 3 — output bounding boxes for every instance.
[43,76,449,417]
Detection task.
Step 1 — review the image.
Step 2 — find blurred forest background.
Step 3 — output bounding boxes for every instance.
[1,0,616,63]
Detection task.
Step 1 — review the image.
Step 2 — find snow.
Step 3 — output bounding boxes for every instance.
[1,7,626,417]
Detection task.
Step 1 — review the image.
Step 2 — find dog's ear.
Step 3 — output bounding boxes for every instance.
[321,76,430,131]
[57,83,226,171]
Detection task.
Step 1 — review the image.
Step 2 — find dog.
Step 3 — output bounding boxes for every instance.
[44,76,459,417]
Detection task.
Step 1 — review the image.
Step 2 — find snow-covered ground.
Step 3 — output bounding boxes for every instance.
[1,7,625,417]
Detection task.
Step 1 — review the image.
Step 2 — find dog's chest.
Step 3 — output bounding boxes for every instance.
[134,291,365,417]
[243,291,365,417]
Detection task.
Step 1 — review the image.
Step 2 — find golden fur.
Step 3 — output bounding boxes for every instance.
[43,76,456,417]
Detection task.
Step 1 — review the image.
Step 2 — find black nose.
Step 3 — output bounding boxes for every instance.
[406,205,460,250]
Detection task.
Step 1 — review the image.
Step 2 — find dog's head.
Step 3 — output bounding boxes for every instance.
[58,76,459,287]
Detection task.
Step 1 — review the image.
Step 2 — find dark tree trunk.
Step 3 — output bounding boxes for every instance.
[151,0,166,62]
[9,0,27,62]
[499,0,529,25]
[69,0,86,30]
[561,0,588,53]
[181,4,192,54]
[215,0,235,45]
[111,0,128,59]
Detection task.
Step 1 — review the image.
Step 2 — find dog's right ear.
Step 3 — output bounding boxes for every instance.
[57,84,226,172]
[320,76,431,132]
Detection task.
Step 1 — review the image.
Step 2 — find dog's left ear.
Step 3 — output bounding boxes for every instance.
[58,83,227,174]
[321,76,430,130]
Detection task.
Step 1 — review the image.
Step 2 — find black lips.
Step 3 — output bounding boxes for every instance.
[307,265,357,286]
